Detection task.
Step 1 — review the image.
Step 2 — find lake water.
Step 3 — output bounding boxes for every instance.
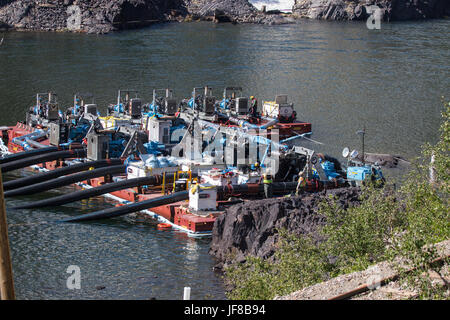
[0,19,449,299]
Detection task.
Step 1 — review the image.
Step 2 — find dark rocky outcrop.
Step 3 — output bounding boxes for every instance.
[0,0,186,34]
[209,187,362,270]
[1,0,447,33]
[292,0,450,21]
[0,0,298,33]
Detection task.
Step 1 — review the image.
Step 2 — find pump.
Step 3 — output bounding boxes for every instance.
[108,90,142,119]
[66,93,97,124]
[26,92,61,127]
[187,86,216,115]
[150,88,178,116]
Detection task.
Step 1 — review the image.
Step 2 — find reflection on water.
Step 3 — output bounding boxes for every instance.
[0,19,449,299]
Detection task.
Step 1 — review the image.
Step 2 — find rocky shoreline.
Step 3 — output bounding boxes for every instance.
[0,0,448,34]
[209,187,362,270]
[292,0,450,22]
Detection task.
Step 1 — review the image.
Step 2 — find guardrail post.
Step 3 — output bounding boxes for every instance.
[183,286,191,300]
[0,170,15,300]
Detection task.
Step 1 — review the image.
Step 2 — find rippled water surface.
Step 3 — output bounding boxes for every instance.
[0,19,449,299]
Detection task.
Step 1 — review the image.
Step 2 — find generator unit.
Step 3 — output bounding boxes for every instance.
[189,183,217,212]
[84,104,98,116]
[232,97,248,116]
[186,87,216,116]
[164,98,178,115]
[128,98,142,118]
[203,96,216,115]
[44,102,59,121]
[147,118,171,145]
[149,88,178,116]
[262,95,296,122]
[49,122,70,146]
[87,133,110,161]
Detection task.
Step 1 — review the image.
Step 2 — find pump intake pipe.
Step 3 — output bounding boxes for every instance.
[11,130,48,151]
[12,175,165,210]
[3,158,123,191]
[0,144,82,165]
[0,148,87,173]
[25,138,48,149]
[4,164,125,198]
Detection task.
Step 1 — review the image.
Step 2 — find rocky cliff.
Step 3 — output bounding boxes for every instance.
[0,0,186,33]
[292,0,450,21]
[2,0,447,34]
[0,0,298,33]
[209,187,362,270]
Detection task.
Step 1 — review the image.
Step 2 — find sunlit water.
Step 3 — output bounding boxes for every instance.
[0,19,449,299]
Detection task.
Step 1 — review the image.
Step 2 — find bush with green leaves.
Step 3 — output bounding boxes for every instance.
[224,101,450,300]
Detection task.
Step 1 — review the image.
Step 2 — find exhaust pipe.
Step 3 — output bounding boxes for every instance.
[3,158,123,191]
[0,148,87,173]
[4,164,125,197]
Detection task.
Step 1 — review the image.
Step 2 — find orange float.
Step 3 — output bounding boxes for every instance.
[157,223,172,230]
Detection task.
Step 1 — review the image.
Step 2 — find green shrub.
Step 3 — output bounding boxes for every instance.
[224,101,450,300]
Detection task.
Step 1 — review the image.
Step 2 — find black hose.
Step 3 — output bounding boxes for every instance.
[0,146,58,164]
[4,164,125,197]
[12,175,161,209]
[0,148,87,173]
[3,158,123,191]
[61,182,302,223]
[0,144,83,165]
[61,190,189,222]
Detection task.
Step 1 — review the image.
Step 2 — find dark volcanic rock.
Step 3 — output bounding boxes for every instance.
[292,0,450,21]
[0,0,295,32]
[0,0,186,34]
[1,0,448,32]
[209,187,361,269]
